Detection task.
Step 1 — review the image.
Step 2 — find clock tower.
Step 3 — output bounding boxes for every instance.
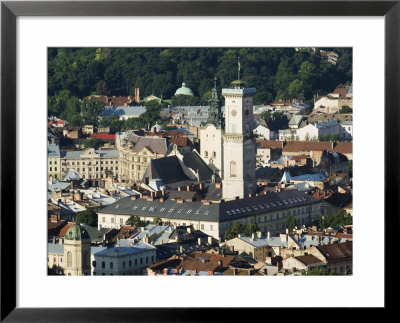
[222,80,257,199]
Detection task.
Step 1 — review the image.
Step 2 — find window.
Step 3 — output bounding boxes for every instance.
[111,218,114,223]
[135,259,138,266]
[212,151,216,158]
[102,262,105,269]
[140,258,143,265]
[120,218,123,224]
[204,151,208,158]
[55,167,57,171]
[110,262,113,269]
[230,161,237,178]
[123,262,125,269]
[210,225,214,231]
[60,258,63,263]
[129,260,132,267]
[201,224,204,230]
[146,257,148,263]
[49,167,52,171]
[49,161,52,165]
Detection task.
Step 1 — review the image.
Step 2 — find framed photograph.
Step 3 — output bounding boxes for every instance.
[1,0,396,321]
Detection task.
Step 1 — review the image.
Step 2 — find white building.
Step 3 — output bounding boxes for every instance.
[253,124,271,140]
[200,124,223,177]
[93,240,156,276]
[296,121,340,141]
[222,84,257,200]
[339,121,353,140]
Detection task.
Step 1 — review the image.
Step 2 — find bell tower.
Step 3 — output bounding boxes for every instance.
[222,59,257,199]
[63,224,91,276]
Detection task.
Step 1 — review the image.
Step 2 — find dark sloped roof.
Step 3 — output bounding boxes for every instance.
[317,240,352,261]
[98,190,321,223]
[147,156,190,184]
[296,254,324,266]
[182,151,213,181]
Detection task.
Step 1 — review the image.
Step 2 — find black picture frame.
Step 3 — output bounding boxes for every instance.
[1,0,396,321]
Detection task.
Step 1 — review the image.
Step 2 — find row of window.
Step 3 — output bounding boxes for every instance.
[204,151,217,158]
[98,255,154,269]
[63,160,118,166]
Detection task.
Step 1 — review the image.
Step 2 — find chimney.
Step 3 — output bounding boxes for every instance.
[199,183,204,190]
[267,232,271,239]
[251,233,255,240]
[176,198,184,204]
[229,245,234,252]
[131,195,137,201]
[186,227,192,234]
[197,237,202,245]
[135,87,140,103]
[139,193,143,199]
[257,231,262,238]
[159,197,164,203]
[59,238,63,245]
[286,228,289,234]
[208,236,212,245]
[208,270,214,276]
[146,196,154,202]
[179,245,184,254]
[163,268,168,276]
[202,200,211,206]
[215,183,222,189]
[162,189,165,196]
[178,187,182,192]
[187,185,191,192]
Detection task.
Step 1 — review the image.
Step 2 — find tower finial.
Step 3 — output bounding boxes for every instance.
[237,56,241,82]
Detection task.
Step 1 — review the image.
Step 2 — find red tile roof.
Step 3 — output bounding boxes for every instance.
[258,140,284,149]
[91,133,115,140]
[296,255,324,266]
[316,241,352,261]
[58,223,75,238]
[283,141,333,153]
[85,95,137,107]
[333,142,352,154]
[168,137,189,147]
[333,88,347,97]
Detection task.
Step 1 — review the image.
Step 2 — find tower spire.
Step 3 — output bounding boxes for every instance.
[237,56,241,82]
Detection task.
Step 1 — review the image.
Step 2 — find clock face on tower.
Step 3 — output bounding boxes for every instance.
[231,109,237,117]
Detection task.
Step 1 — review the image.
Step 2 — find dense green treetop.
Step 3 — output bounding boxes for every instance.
[48,47,352,105]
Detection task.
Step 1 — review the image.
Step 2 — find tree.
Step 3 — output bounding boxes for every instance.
[288,79,306,100]
[317,209,352,230]
[126,215,146,227]
[224,222,260,241]
[301,266,326,275]
[95,80,108,96]
[152,217,163,225]
[85,137,105,149]
[286,215,297,232]
[76,208,98,227]
[261,110,272,119]
[338,105,352,114]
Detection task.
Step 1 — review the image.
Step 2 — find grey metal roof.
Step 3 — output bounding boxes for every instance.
[238,236,288,248]
[48,180,71,192]
[102,106,146,118]
[98,190,320,223]
[48,144,60,157]
[48,243,64,255]
[62,150,118,159]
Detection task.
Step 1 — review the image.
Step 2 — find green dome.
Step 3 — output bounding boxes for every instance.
[65,224,90,240]
[175,83,194,96]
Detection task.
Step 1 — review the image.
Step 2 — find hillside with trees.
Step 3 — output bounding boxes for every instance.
[48,47,352,127]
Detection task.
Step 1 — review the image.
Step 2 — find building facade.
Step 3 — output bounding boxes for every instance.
[97,189,322,240]
[93,241,156,276]
[63,225,91,276]
[48,143,61,180]
[116,131,168,185]
[60,148,119,185]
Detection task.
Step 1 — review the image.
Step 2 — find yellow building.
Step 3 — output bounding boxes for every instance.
[48,144,61,180]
